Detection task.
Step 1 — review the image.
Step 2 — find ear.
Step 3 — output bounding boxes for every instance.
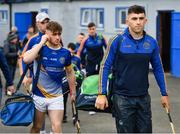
[144,17,147,24]
[45,30,51,35]
[126,18,129,25]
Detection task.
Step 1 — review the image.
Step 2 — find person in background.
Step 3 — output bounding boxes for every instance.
[75,33,86,69]
[0,49,15,106]
[68,42,81,70]
[62,42,81,123]
[77,22,107,77]
[3,32,19,82]
[19,26,35,54]
[23,21,76,133]
[95,5,170,133]
[77,22,107,115]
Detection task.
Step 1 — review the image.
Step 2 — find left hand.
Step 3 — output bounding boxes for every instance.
[161,96,170,111]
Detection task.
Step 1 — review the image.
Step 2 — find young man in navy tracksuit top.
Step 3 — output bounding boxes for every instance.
[95,5,170,133]
[77,22,107,76]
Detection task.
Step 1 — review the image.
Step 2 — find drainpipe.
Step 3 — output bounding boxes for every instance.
[9,2,12,30]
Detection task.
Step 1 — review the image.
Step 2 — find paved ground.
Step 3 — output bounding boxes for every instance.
[0,71,180,133]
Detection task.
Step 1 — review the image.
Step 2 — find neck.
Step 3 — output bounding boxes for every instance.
[47,42,62,49]
[129,28,143,40]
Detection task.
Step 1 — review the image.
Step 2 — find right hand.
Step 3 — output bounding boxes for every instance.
[40,34,49,45]
[95,95,108,110]
[7,85,16,95]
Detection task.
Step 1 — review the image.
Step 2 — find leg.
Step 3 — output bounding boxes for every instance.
[62,81,69,123]
[31,95,46,133]
[113,94,137,133]
[63,92,68,122]
[136,94,152,133]
[31,109,46,133]
[47,95,64,133]
[48,110,64,133]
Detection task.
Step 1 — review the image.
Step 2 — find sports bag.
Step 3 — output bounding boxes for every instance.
[75,74,112,113]
[0,94,35,126]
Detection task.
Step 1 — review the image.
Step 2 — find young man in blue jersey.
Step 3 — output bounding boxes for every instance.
[23,21,76,133]
[77,22,107,77]
[19,12,50,133]
[95,5,170,133]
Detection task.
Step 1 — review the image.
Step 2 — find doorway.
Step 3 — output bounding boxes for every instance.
[156,10,173,72]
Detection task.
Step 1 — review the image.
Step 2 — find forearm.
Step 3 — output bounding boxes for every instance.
[23,43,43,64]
[66,69,76,96]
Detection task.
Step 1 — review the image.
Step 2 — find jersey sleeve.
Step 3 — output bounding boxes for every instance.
[65,50,72,67]
[98,35,120,95]
[150,40,168,96]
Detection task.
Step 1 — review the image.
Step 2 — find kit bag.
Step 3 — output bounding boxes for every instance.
[0,93,35,126]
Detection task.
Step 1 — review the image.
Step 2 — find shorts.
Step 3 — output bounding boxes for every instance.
[33,94,64,112]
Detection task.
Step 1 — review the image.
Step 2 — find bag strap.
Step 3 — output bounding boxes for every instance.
[16,64,30,91]
[32,48,43,90]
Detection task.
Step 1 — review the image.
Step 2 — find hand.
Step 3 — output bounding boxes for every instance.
[70,94,76,103]
[7,85,16,94]
[95,95,108,110]
[22,77,32,87]
[40,34,49,45]
[23,77,32,92]
[161,96,170,111]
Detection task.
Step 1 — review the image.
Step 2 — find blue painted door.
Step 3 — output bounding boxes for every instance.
[171,12,180,77]
[15,12,32,40]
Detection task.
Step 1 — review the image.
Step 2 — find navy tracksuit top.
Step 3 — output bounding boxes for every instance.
[99,28,167,97]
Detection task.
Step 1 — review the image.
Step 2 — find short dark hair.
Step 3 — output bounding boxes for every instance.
[79,32,85,36]
[128,5,146,15]
[46,21,62,33]
[88,22,96,28]
[67,42,76,50]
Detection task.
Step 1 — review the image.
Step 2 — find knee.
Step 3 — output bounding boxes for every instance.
[51,122,62,133]
[31,124,42,133]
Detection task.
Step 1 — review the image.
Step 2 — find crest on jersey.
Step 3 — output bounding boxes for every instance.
[97,39,102,44]
[143,42,151,49]
[59,57,65,64]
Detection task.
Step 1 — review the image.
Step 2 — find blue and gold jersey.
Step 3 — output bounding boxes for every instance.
[33,43,71,98]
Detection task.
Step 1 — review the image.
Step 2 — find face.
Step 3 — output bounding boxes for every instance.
[77,34,84,43]
[27,27,34,39]
[68,48,75,55]
[36,19,49,33]
[10,38,18,44]
[88,26,96,36]
[126,13,147,34]
[46,30,61,46]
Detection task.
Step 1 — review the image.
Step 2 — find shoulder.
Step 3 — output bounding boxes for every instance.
[29,33,39,41]
[61,47,71,55]
[109,34,122,45]
[145,33,158,47]
[27,33,39,45]
[74,55,81,60]
[82,35,89,43]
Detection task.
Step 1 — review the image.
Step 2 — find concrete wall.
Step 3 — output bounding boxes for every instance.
[1,0,180,47]
[0,4,9,47]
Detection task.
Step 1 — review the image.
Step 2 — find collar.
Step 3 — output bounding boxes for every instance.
[124,28,146,40]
